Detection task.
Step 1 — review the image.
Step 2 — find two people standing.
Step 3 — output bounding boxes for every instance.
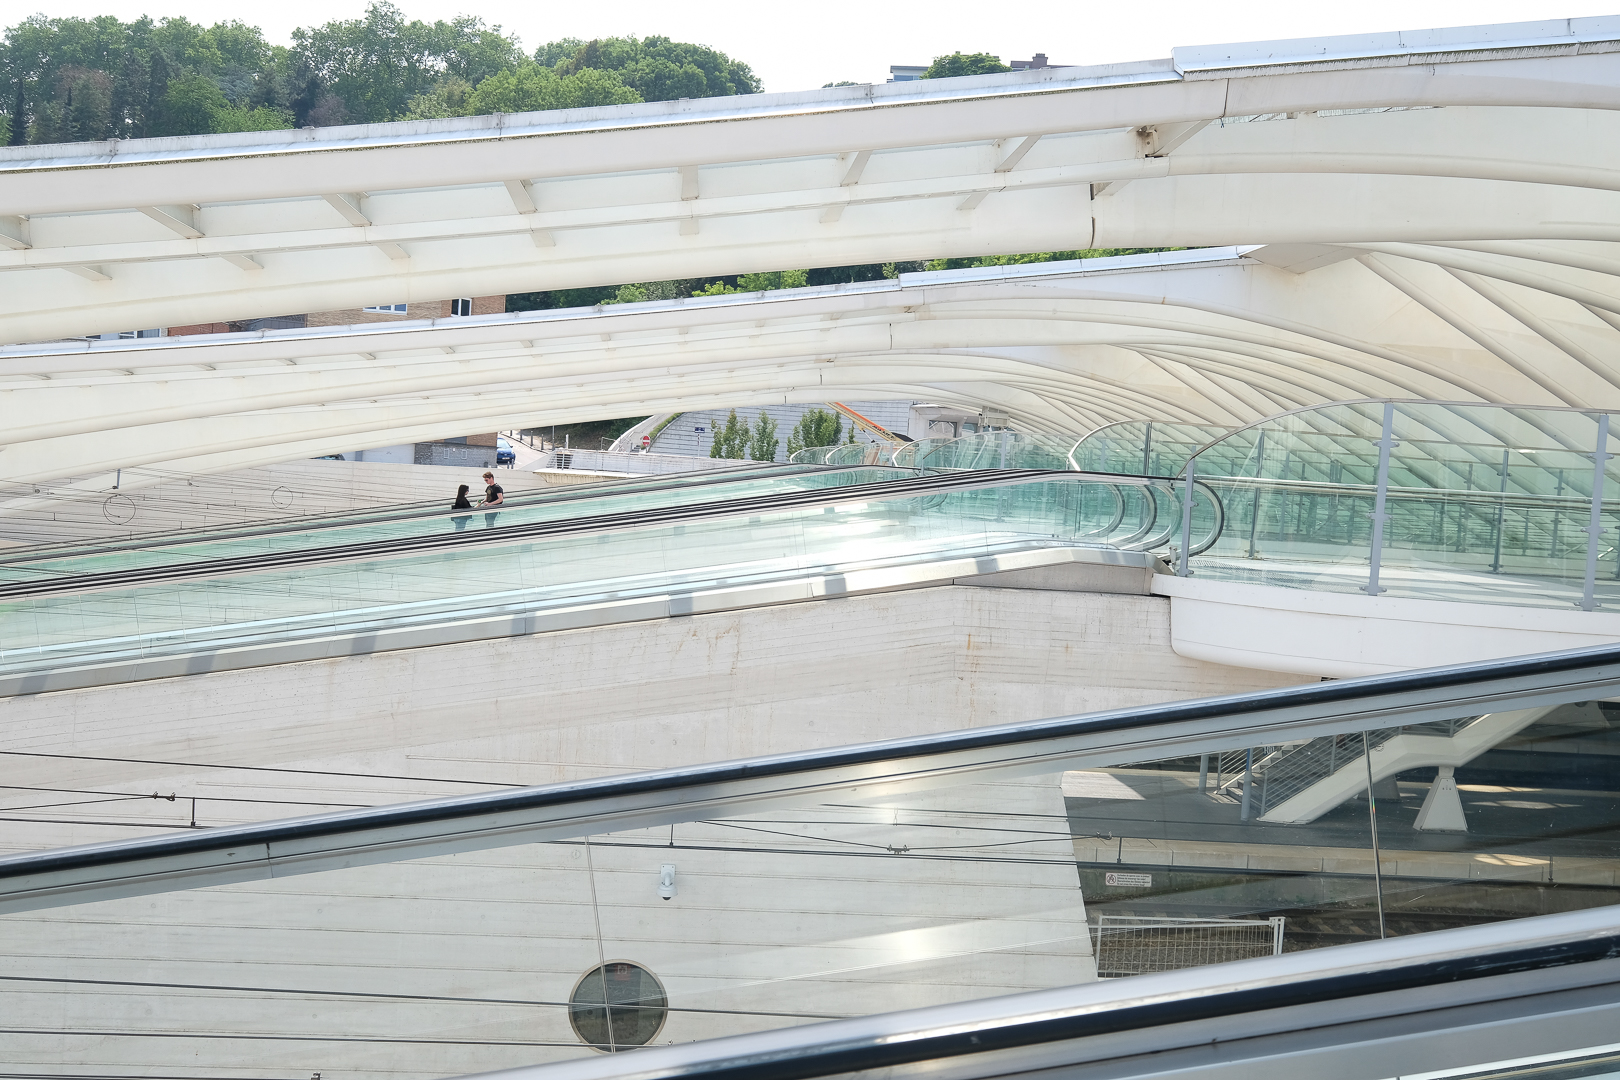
[450,471,505,531]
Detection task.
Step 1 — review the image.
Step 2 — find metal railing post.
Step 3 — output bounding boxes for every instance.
[1490,448,1508,573]
[1247,430,1266,559]
[1178,455,1197,576]
[1141,421,1153,476]
[1240,747,1254,821]
[1364,402,1395,595]
[1552,468,1566,556]
[1582,413,1610,611]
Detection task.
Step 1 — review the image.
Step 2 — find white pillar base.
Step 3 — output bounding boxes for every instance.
[1413,766,1469,832]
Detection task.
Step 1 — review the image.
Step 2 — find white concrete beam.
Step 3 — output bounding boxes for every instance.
[137,204,203,239]
[0,216,27,250]
[503,179,537,214]
[995,135,1042,172]
[322,193,371,227]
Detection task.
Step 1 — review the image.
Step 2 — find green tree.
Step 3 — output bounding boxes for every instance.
[463,64,639,114]
[3,13,289,141]
[291,2,522,123]
[921,248,1183,272]
[549,35,761,101]
[692,269,807,297]
[400,76,472,121]
[922,52,1010,79]
[31,67,114,142]
[748,412,779,462]
[210,102,294,132]
[709,409,749,459]
[159,73,229,134]
[785,408,843,457]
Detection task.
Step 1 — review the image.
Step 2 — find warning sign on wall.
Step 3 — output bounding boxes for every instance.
[1104,872,1152,887]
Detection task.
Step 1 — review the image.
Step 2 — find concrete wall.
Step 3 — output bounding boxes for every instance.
[413,439,502,468]
[0,586,1301,1077]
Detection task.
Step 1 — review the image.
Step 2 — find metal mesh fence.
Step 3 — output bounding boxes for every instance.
[1094,916,1285,978]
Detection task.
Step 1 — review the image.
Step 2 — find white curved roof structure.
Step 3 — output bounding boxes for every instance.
[6,16,1620,499]
[9,234,1620,504]
[1,16,1619,343]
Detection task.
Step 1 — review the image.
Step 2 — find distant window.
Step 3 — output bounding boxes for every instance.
[362,304,408,314]
[450,298,472,317]
[569,962,667,1051]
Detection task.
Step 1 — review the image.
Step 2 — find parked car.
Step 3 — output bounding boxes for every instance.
[496,437,516,465]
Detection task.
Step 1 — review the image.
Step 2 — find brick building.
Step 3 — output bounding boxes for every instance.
[168,295,506,337]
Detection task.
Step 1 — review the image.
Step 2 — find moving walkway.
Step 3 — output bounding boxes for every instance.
[0,463,1223,695]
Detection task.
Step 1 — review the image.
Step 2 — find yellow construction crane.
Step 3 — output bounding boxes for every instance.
[830,402,911,446]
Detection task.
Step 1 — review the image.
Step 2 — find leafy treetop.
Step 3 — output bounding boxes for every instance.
[922,52,1011,79]
[0,6,761,144]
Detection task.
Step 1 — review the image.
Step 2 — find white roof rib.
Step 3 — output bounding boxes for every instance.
[4,17,1620,496]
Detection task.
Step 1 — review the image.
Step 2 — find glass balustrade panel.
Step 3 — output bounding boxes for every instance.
[0,478,1158,677]
[1184,402,1620,609]
[7,698,1618,1075]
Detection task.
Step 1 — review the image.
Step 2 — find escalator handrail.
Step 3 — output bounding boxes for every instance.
[450,905,1620,1080]
[3,641,1619,911]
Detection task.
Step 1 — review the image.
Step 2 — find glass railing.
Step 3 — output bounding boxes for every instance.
[822,442,896,466]
[917,431,1081,470]
[786,445,841,464]
[5,645,1619,1076]
[1172,400,1620,611]
[891,438,955,467]
[1070,420,1236,477]
[0,463,894,587]
[0,472,1205,681]
[0,459,810,568]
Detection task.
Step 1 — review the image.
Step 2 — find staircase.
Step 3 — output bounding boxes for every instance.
[1255,707,1557,824]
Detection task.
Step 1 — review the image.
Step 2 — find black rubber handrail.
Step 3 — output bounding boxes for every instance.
[462,910,1620,1080]
[3,641,1616,886]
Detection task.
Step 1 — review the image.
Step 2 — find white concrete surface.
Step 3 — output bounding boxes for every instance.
[1153,575,1620,678]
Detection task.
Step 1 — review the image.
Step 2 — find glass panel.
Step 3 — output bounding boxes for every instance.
[1183,402,1620,611]
[916,432,1080,470]
[9,698,1617,1073]
[1071,421,1235,477]
[822,442,896,466]
[0,475,1194,679]
[0,464,895,586]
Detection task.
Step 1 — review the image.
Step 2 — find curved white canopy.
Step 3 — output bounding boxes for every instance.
[1,17,1620,343]
[8,234,1620,507]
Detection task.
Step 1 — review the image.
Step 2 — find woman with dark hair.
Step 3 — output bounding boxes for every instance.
[451,484,473,531]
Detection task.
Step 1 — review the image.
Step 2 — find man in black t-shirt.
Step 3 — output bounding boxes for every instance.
[479,470,505,528]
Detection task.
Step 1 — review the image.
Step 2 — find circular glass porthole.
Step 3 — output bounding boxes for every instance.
[568,962,667,1051]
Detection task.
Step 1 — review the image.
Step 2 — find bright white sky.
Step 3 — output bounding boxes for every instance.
[3,0,1616,93]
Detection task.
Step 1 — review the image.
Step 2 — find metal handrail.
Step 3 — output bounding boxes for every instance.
[448,905,1620,1080]
[4,642,1619,915]
[0,468,1075,601]
[0,469,1185,602]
